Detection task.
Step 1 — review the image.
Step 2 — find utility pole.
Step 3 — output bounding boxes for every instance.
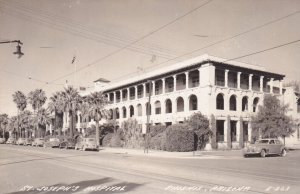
[144,80,152,154]
[0,40,24,58]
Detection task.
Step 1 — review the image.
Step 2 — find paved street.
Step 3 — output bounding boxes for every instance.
[0,145,299,194]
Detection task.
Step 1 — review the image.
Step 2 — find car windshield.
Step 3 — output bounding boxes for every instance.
[256,140,269,144]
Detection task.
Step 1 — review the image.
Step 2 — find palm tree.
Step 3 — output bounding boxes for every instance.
[0,114,9,138]
[48,91,64,136]
[28,89,47,138]
[61,86,81,137]
[12,91,27,138]
[85,91,109,146]
[19,110,33,138]
[9,116,18,138]
[32,108,51,137]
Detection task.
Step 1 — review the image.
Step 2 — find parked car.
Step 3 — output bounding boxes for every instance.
[0,138,6,144]
[16,138,27,145]
[25,138,33,146]
[243,138,287,158]
[75,138,99,151]
[32,138,45,147]
[6,137,16,145]
[44,137,60,148]
[59,138,76,149]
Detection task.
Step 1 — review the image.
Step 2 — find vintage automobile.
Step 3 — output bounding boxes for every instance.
[25,138,33,146]
[243,138,287,158]
[32,138,45,147]
[59,138,76,149]
[75,138,99,151]
[16,138,27,145]
[0,138,6,144]
[6,137,16,145]
[44,137,60,148]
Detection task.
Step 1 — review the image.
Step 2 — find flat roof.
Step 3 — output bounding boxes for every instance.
[94,54,285,92]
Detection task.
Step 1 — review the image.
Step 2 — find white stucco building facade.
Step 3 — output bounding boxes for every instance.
[64,54,300,149]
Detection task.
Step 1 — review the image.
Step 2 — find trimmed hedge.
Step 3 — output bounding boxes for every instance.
[165,124,194,152]
[149,125,166,138]
[149,131,166,150]
[102,133,113,146]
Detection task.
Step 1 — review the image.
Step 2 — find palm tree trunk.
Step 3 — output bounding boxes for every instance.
[95,119,100,146]
[69,111,73,137]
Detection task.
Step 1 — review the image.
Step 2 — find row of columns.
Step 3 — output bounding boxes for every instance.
[107,69,201,104]
[223,70,282,94]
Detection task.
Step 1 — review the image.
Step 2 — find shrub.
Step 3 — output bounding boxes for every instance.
[149,124,166,137]
[102,133,113,146]
[165,124,194,152]
[110,129,124,147]
[121,119,144,148]
[187,112,212,150]
[149,131,166,150]
[110,134,124,147]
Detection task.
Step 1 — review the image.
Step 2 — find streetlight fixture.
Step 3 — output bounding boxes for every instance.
[0,40,24,58]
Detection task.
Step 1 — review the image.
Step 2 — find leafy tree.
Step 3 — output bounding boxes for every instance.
[48,91,64,135]
[28,89,47,137]
[187,112,212,150]
[12,91,27,138]
[251,94,295,142]
[0,114,9,138]
[60,86,81,138]
[84,91,109,146]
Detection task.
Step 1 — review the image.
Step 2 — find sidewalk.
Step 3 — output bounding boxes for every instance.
[99,147,243,159]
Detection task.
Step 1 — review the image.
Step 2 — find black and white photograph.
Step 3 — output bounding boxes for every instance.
[0,0,300,193]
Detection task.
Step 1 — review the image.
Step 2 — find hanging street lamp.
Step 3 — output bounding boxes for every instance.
[0,40,24,58]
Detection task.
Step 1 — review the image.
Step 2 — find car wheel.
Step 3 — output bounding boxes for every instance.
[260,150,266,158]
[281,149,287,157]
[243,154,248,158]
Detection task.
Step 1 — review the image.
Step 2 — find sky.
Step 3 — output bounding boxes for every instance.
[1,0,300,116]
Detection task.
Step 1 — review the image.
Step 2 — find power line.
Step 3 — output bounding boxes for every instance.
[41,0,213,86]
[0,68,64,86]
[222,38,300,63]
[108,9,300,82]
[1,1,179,60]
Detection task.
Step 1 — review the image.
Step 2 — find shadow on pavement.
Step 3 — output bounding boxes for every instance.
[6,177,144,194]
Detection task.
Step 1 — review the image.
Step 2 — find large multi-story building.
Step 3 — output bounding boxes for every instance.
[63,54,300,149]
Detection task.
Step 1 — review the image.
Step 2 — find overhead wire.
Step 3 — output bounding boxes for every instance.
[0,1,178,60]
[40,0,213,86]
[108,9,300,82]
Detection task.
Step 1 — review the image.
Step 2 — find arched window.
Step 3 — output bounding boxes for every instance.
[216,93,224,110]
[122,107,126,118]
[154,101,161,114]
[129,105,134,117]
[253,97,259,112]
[189,95,198,111]
[176,97,184,112]
[109,109,113,120]
[229,95,237,111]
[165,99,172,113]
[242,96,248,111]
[137,104,142,116]
[115,108,120,119]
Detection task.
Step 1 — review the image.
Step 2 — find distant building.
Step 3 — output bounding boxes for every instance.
[63,54,300,149]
